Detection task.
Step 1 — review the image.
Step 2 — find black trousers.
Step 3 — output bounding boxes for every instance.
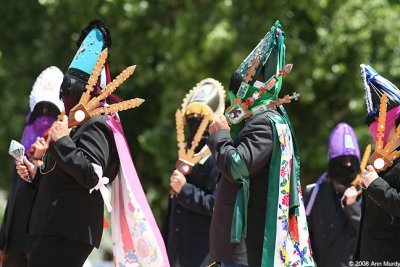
[28,235,94,267]
[2,251,30,267]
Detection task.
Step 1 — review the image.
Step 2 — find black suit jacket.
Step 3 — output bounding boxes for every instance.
[162,156,219,267]
[0,169,34,252]
[354,160,400,261]
[207,111,276,267]
[304,180,361,267]
[28,116,119,248]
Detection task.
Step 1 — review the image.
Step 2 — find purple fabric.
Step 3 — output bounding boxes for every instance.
[20,115,56,154]
[369,105,400,143]
[328,122,360,160]
[305,172,327,216]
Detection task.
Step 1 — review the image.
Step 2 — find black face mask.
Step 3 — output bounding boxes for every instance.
[328,156,360,186]
[60,73,105,114]
[60,74,86,114]
[185,115,209,153]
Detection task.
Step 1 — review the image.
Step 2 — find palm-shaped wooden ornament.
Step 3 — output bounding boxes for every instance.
[68,49,144,127]
[369,93,400,172]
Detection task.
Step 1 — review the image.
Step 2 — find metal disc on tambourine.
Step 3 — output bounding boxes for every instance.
[8,140,25,161]
[176,159,193,175]
[68,104,91,127]
[373,157,385,170]
[74,110,86,122]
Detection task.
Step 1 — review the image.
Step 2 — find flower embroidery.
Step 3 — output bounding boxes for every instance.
[280,165,287,178]
[282,193,290,206]
[275,124,314,266]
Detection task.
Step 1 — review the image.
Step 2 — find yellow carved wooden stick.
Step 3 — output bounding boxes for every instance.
[368,93,400,172]
[80,49,108,106]
[375,93,388,153]
[175,107,212,164]
[360,144,372,171]
[175,109,186,159]
[85,65,136,112]
[191,146,211,163]
[352,144,371,188]
[89,98,145,117]
[172,112,212,197]
[387,151,400,162]
[382,123,400,157]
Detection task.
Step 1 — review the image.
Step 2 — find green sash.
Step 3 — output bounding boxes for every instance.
[262,109,301,266]
[229,152,250,243]
[228,107,313,266]
[228,107,300,242]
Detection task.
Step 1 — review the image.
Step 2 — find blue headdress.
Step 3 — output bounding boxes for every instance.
[361,64,400,124]
[61,20,111,102]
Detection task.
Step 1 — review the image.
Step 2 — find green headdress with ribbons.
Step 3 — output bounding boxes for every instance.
[226,20,289,139]
[236,20,284,90]
[224,21,313,266]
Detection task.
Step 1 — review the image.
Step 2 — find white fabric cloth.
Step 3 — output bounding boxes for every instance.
[90,163,112,212]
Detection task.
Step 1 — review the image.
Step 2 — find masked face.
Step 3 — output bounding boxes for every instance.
[328,156,360,186]
[185,114,209,153]
[60,75,86,114]
[60,74,105,115]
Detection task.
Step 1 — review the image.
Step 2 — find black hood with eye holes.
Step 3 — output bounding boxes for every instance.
[185,115,209,153]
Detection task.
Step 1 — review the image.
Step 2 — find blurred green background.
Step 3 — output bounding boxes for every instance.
[1,0,400,227]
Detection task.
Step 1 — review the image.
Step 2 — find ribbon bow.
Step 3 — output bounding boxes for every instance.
[90,163,112,212]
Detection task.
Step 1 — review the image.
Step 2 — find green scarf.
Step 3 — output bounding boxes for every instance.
[228,107,301,245]
[262,109,301,266]
[228,23,286,242]
[230,152,250,243]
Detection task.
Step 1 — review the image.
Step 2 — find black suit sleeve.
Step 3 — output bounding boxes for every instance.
[174,157,219,216]
[207,114,274,184]
[175,183,215,216]
[49,119,114,190]
[342,199,362,233]
[365,177,400,217]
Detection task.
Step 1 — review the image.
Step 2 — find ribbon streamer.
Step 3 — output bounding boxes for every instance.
[90,163,112,212]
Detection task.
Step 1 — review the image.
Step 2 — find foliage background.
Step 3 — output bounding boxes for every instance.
[1,0,400,227]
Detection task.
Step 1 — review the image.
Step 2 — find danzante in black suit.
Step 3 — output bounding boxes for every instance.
[304,122,362,267]
[27,115,119,266]
[208,112,275,266]
[162,78,225,267]
[207,21,314,266]
[162,157,219,266]
[304,177,362,267]
[355,64,400,262]
[0,171,35,267]
[17,21,120,267]
[1,66,63,267]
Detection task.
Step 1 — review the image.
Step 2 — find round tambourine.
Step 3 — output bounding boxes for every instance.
[175,159,193,175]
[369,152,391,173]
